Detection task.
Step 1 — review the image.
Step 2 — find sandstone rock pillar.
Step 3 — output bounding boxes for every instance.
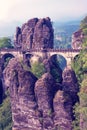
[3,58,42,130]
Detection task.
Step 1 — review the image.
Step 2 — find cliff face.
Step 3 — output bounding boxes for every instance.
[35,73,55,130]
[62,67,79,104]
[14,17,54,50]
[53,90,72,130]
[72,29,84,49]
[62,67,79,121]
[0,79,3,104]
[3,57,79,130]
[3,58,41,130]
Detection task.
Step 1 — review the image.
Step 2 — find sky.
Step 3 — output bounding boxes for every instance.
[0,0,87,23]
[0,0,87,37]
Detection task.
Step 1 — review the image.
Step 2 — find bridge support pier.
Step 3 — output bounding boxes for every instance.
[66,57,73,68]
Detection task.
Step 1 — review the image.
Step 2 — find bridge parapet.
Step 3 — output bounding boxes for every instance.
[0,48,81,52]
[0,48,81,67]
[0,48,21,52]
[0,48,23,59]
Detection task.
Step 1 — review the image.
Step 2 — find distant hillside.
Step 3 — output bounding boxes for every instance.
[53,20,80,48]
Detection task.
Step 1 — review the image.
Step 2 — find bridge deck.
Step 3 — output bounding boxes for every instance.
[0,48,81,53]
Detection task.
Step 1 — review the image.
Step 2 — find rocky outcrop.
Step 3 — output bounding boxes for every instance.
[72,29,84,49]
[35,73,55,130]
[14,17,54,50]
[53,90,72,130]
[62,67,79,121]
[0,79,3,104]
[3,58,41,130]
[3,57,79,130]
[62,67,79,105]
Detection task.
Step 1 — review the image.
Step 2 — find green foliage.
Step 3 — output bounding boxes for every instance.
[72,49,87,83]
[4,57,12,69]
[0,92,12,130]
[78,77,87,130]
[83,28,87,35]
[72,16,87,130]
[80,16,87,29]
[72,45,87,129]
[0,37,13,49]
[31,62,45,78]
[73,103,80,130]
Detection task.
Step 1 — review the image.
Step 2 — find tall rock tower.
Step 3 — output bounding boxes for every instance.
[14,17,54,50]
[72,29,84,49]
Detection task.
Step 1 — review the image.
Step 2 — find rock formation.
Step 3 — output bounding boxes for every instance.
[62,67,79,121]
[3,56,80,130]
[72,29,84,49]
[3,58,42,130]
[62,67,79,105]
[0,79,3,104]
[14,17,54,50]
[35,73,55,130]
[53,90,72,130]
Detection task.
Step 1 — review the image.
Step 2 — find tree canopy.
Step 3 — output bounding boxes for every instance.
[72,16,87,130]
[0,37,14,49]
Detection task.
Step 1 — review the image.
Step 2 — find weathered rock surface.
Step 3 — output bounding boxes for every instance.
[3,57,79,130]
[0,79,3,104]
[14,17,54,50]
[62,67,79,121]
[35,73,55,130]
[72,29,84,49]
[62,67,79,104]
[0,58,4,78]
[53,90,72,130]
[3,58,42,130]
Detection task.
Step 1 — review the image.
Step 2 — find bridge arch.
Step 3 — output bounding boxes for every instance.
[47,49,80,67]
[2,53,14,60]
[49,54,67,70]
[1,53,14,70]
[73,54,79,61]
[0,49,23,59]
[24,52,43,63]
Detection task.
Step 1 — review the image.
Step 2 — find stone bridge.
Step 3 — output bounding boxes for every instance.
[0,48,23,59]
[0,48,80,66]
[24,49,80,66]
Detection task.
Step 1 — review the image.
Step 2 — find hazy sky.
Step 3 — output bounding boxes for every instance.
[0,0,87,23]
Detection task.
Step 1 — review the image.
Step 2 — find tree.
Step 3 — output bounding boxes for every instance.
[0,37,14,49]
[0,92,12,130]
[31,62,45,78]
[72,16,87,130]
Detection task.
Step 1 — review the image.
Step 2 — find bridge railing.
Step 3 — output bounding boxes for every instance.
[25,48,81,52]
[0,48,81,53]
[46,48,81,52]
[0,48,21,52]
